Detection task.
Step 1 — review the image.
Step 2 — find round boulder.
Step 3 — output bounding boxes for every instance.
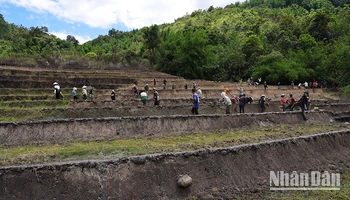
[177,174,193,188]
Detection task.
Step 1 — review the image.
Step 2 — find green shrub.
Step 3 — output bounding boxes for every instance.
[341,85,350,98]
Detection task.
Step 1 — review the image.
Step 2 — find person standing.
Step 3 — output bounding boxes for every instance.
[191,89,200,115]
[163,79,167,90]
[263,81,268,90]
[312,81,317,92]
[231,95,238,112]
[197,87,202,99]
[153,78,156,87]
[132,84,138,97]
[82,85,87,101]
[221,92,232,114]
[111,90,116,102]
[239,94,246,113]
[72,87,78,100]
[259,94,267,113]
[144,84,149,92]
[153,88,160,106]
[281,94,287,111]
[53,82,61,99]
[238,87,244,97]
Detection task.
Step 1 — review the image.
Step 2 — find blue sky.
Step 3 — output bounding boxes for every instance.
[0,0,238,44]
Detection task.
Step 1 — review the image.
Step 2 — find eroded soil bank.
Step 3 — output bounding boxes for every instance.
[0,111,336,147]
[1,130,350,199]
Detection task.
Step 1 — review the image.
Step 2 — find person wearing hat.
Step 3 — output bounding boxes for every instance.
[53,82,61,99]
[144,83,149,92]
[258,94,267,113]
[72,87,78,100]
[153,88,160,106]
[111,90,116,102]
[82,86,87,101]
[220,92,232,114]
[197,87,202,99]
[281,94,287,111]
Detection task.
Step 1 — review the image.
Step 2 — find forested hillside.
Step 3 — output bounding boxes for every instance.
[1,0,350,87]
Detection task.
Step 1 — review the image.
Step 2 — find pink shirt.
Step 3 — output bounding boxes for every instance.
[281,97,287,106]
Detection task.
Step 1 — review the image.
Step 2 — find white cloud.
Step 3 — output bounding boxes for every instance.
[3,0,238,29]
[50,31,91,44]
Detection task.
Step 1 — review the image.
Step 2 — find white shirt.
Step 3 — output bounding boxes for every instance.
[197,89,202,97]
[140,92,147,97]
[54,85,60,90]
[221,92,232,105]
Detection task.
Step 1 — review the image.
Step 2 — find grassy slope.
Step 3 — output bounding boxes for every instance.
[0,123,347,167]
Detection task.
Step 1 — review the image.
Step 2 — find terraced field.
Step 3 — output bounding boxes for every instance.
[0,65,350,199]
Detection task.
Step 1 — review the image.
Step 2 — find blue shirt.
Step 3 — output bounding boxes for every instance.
[193,93,200,108]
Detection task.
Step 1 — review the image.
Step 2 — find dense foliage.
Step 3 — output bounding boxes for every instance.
[1,0,350,86]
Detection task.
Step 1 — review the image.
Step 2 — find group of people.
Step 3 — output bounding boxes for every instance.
[281,90,310,112]
[56,78,310,115]
[52,82,94,101]
[193,85,309,115]
[193,87,256,115]
[71,85,94,101]
[134,87,160,107]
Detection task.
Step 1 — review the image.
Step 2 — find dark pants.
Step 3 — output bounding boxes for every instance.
[260,106,265,113]
[73,96,78,100]
[285,103,294,111]
[191,107,199,115]
[55,91,61,99]
[154,100,160,106]
[282,105,286,111]
[239,105,245,113]
[226,105,231,114]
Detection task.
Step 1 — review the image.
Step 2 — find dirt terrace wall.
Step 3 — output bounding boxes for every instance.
[1,130,350,200]
[0,111,333,147]
[39,102,350,119]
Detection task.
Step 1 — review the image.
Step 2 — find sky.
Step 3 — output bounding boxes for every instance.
[0,0,239,44]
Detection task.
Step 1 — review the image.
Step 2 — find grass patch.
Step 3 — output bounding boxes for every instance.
[0,117,16,122]
[0,123,347,166]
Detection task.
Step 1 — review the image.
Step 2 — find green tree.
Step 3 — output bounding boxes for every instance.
[0,14,10,39]
[242,35,264,65]
[142,24,160,67]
